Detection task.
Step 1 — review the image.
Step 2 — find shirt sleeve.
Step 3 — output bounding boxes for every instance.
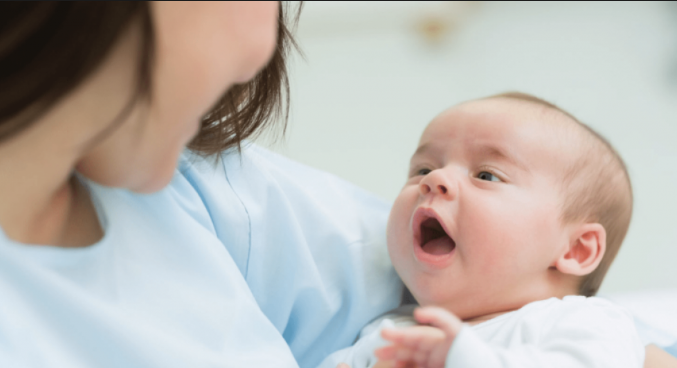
[445,300,645,368]
[180,144,403,368]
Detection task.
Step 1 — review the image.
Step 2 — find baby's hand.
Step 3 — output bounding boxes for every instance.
[374,307,463,368]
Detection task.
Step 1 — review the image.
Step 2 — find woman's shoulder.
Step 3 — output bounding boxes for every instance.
[177,143,391,242]
[175,144,401,368]
[180,143,389,209]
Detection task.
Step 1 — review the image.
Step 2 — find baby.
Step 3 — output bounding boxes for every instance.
[320,92,643,368]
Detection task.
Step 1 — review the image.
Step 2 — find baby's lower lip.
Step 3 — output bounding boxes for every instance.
[413,238,455,269]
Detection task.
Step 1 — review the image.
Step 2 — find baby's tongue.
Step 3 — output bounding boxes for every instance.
[422,237,454,255]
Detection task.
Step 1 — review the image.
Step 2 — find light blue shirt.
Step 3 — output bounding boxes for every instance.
[0,144,402,368]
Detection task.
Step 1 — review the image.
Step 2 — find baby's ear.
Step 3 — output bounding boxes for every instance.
[555,223,606,276]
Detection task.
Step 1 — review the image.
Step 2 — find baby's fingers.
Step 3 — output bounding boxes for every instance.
[413,307,463,338]
[371,360,410,368]
[375,344,415,362]
[381,326,445,348]
[374,345,397,361]
[376,344,436,368]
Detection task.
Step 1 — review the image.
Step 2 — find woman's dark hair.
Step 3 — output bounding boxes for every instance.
[0,2,299,154]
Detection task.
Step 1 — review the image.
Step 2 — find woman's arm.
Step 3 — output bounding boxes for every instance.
[183,145,403,368]
[645,345,677,368]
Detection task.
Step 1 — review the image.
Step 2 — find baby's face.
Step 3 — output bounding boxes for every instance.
[387,98,576,320]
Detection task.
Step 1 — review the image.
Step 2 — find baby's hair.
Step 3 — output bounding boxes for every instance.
[489,92,633,296]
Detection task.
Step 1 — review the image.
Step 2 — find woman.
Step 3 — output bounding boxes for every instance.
[0,2,673,368]
[0,2,400,367]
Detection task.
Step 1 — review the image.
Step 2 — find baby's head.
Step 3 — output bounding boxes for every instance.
[387,92,632,321]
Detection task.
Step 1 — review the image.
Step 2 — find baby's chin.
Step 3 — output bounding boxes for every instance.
[414,280,564,322]
[416,293,510,321]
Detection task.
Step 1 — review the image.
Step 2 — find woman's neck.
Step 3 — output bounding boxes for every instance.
[0,115,103,248]
[0,17,141,248]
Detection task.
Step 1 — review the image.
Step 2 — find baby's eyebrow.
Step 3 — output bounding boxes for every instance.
[410,143,445,164]
[411,142,530,172]
[474,144,529,172]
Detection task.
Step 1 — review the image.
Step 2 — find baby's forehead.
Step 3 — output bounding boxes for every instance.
[425,98,573,141]
[443,97,568,124]
[419,98,581,170]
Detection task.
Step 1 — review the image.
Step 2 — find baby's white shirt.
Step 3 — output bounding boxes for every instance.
[318,296,645,368]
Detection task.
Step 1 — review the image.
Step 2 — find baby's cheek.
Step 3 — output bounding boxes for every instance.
[386,188,417,275]
[459,202,531,275]
[386,188,417,244]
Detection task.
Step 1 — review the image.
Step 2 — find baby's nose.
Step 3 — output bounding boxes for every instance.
[420,182,448,195]
[419,170,455,199]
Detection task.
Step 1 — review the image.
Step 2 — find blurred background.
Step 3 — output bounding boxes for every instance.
[257,1,677,294]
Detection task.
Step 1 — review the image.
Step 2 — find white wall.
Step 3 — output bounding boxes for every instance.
[258,1,677,294]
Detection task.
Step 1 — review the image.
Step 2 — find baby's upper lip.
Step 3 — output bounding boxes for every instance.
[411,207,454,247]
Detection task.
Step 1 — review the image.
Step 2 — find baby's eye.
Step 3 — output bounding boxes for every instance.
[477,171,501,182]
[417,168,432,176]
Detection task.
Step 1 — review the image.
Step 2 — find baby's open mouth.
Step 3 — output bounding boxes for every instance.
[419,217,456,255]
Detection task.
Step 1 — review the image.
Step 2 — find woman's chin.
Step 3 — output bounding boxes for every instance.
[131,177,173,194]
[81,159,177,194]
[130,164,178,194]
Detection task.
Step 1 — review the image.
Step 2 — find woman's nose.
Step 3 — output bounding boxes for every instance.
[419,170,455,199]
